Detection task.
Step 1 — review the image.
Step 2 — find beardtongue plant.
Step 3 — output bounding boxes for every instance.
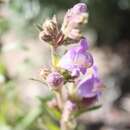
[37,3,103,130]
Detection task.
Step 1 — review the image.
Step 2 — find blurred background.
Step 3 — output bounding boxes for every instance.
[0,0,130,130]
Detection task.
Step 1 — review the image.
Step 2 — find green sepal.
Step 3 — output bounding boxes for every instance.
[75,105,102,117]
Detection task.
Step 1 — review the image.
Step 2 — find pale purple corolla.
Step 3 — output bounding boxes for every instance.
[77,65,102,105]
[63,3,87,26]
[59,38,93,76]
[61,3,88,40]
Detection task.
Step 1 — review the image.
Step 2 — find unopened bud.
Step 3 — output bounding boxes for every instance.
[46,71,64,89]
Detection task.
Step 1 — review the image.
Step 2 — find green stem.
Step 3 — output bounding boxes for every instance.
[50,46,59,68]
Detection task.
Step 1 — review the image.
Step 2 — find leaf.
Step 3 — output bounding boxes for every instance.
[38,105,61,130]
[46,122,60,130]
[37,94,54,103]
[15,107,42,130]
[75,105,102,117]
[42,116,60,130]
[29,78,47,85]
[35,24,43,31]
[45,106,61,121]
[87,105,102,111]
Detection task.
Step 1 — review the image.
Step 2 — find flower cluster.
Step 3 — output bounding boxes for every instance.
[38,3,103,130]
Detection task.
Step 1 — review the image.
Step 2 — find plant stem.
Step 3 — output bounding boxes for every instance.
[50,45,76,130]
[50,46,59,68]
[55,90,63,110]
[61,117,76,130]
[60,101,76,130]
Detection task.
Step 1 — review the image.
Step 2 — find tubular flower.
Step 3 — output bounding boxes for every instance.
[77,66,102,105]
[61,3,88,40]
[59,38,93,75]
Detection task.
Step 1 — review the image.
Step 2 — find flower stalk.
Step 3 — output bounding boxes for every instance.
[50,46,59,68]
[37,3,104,130]
[61,101,77,130]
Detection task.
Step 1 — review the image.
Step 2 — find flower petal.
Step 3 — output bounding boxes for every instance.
[78,75,96,98]
[59,38,93,75]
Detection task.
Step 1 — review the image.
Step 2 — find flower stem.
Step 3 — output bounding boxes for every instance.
[54,90,63,110]
[50,46,59,68]
[60,101,76,130]
[61,116,76,130]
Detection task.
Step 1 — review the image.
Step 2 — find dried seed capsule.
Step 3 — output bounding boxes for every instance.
[39,16,58,43]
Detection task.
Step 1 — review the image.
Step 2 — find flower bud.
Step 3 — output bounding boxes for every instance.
[46,71,64,89]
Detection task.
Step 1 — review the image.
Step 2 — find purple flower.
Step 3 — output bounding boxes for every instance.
[77,66,102,104]
[72,3,87,13]
[64,3,87,24]
[61,3,88,40]
[59,38,93,75]
[47,71,64,89]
